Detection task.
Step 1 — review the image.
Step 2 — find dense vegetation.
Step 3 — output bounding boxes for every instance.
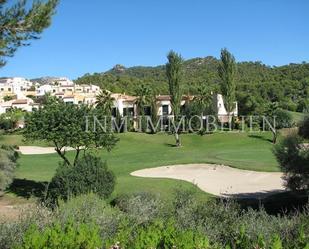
[75,58,309,115]
[0,145,18,196]
[1,192,308,249]
[273,125,309,192]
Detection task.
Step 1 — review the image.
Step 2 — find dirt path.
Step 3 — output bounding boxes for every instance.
[0,196,32,221]
[131,164,285,198]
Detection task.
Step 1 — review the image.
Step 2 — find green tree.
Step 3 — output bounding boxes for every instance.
[194,84,213,117]
[166,50,183,147]
[218,48,237,118]
[150,93,159,134]
[0,107,25,130]
[273,134,309,192]
[3,95,13,102]
[0,0,58,67]
[23,98,118,167]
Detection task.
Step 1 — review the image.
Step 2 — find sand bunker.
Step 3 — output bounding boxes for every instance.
[131,164,285,198]
[18,146,74,155]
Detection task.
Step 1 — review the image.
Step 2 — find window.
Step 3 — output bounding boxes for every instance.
[112,107,117,117]
[123,107,134,116]
[162,105,169,115]
[144,106,151,116]
[8,88,11,91]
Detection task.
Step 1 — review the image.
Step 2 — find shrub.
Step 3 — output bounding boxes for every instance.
[14,221,102,249]
[298,115,309,139]
[0,145,19,195]
[273,134,309,192]
[56,193,126,242]
[107,219,212,249]
[0,204,52,249]
[273,109,294,129]
[115,192,165,225]
[47,154,115,203]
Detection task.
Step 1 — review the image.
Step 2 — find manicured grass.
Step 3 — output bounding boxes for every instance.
[10,132,280,199]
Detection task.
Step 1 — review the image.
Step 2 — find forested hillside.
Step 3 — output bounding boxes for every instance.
[75,56,309,115]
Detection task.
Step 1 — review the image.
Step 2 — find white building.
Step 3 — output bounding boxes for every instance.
[0,77,34,99]
[36,84,53,96]
[53,77,74,86]
[214,94,238,122]
[0,97,38,114]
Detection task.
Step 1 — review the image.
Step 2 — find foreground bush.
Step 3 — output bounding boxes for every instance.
[273,134,309,192]
[107,219,213,249]
[115,192,165,225]
[56,193,125,242]
[0,145,19,195]
[1,192,308,249]
[47,154,115,203]
[15,221,102,249]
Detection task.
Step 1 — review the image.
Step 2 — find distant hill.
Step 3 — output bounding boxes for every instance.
[75,56,309,115]
[30,76,61,85]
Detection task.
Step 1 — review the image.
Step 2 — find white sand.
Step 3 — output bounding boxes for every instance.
[131,164,285,198]
[18,146,74,155]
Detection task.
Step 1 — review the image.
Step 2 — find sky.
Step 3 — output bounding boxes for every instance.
[1,0,309,79]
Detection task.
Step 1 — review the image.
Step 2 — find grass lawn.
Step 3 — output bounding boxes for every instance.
[6,131,280,200]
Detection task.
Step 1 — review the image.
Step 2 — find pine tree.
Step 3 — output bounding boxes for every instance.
[218,48,237,118]
[166,50,183,147]
[0,0,59,67]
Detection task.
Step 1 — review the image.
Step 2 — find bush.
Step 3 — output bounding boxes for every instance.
[0,204,53,249]
[0,192,308,249]
[273,134,309,192]
[115,192,165,225]
[56,193,126,242]
[107,219,212,249]
[0,145,19,195]
[298,115,309,139]
[273,109,294,129]
[47,154,115,203]
[14,221,102,249]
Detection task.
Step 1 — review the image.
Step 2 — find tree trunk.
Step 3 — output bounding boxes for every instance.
[175,133,181,147]
[272,130,277,144]
[54,142,71,166]
[73,148,80,166]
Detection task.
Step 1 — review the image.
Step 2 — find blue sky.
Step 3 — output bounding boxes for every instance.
[1,0,308,79]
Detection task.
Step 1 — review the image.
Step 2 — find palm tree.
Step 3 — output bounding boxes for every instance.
[135,84,151,115]
[194,84,212,117]
[135,84,151,132]
[95,89,114,115]
[166,50,183,147]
